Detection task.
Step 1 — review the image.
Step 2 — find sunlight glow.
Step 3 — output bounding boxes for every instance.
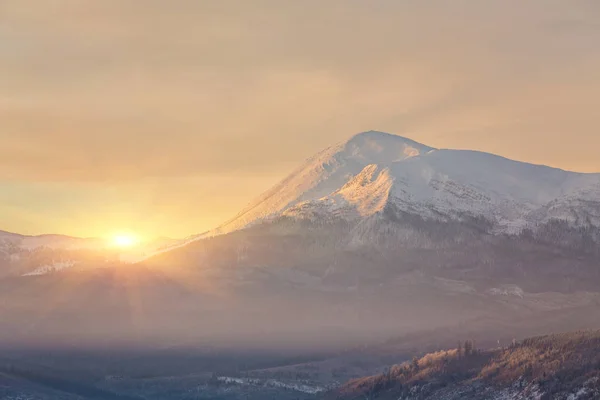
[112,234,139,248]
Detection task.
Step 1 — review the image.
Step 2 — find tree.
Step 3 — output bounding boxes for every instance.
[464,340,474,357]
[464,340,472,357]
[411,356,420,372]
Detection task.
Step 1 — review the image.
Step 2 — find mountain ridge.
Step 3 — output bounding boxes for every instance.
[328,330,600,400]
[204,131,600,239]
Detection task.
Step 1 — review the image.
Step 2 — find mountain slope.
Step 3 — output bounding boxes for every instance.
[211,131,435,235]
[209,131,600,237]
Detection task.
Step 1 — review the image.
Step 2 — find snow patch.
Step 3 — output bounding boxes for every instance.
[217,376,325,394]
[22,261,76,276]
[487,285,525,298]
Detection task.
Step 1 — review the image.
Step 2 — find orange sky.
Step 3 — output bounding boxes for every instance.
[1,1,600,239]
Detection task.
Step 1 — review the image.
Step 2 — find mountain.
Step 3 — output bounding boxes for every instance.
[328,330,600,400]
[0,231,176,277]
[3,131,600,350]
[211,131,435,235]
[0,231,109,277]
[210,131,600,237]
[133,131,600,346]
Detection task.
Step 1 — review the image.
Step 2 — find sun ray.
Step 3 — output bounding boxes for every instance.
[112,234,139,248]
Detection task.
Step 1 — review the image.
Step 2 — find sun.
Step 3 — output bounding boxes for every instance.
[112,234,139,248]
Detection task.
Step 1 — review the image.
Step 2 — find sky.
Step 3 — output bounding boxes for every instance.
[1,0,600,239]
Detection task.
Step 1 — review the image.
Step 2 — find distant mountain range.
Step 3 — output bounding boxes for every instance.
[0,230,176,277]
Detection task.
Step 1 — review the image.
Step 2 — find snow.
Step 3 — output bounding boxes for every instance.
[216,376,326,394]
[283,164,394,220]
[210,131,434,235]
[567,378,599,400]
[22,261,76,276]
[203,131,600,237]
[487,285,525,298]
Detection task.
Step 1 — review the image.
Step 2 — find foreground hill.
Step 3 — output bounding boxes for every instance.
[330,330,600,400]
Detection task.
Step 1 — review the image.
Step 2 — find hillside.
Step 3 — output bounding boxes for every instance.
[330,330,600,400]
[206,131,600,238]
[0,231,177,277]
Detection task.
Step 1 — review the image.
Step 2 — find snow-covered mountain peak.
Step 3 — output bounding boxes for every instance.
[338,130,435,165]
[209,131,427,235]
[205,131,600,237]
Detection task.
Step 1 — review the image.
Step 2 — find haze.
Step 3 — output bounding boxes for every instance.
[2,0,599,239]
